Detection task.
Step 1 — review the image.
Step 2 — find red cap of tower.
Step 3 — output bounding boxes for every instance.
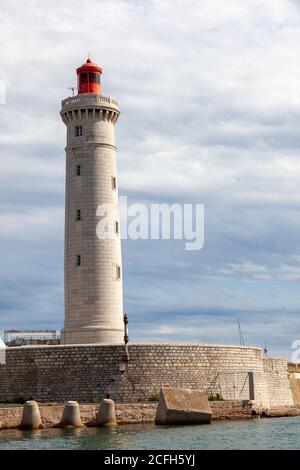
[76,57,103,94]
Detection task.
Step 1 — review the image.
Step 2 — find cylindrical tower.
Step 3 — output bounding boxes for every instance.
[60,58,124,344]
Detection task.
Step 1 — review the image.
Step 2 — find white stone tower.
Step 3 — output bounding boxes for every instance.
[60,58,124,344]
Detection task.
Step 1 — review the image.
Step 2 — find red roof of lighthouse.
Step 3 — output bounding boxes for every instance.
[76,57,103,75]
[76,57,103,94]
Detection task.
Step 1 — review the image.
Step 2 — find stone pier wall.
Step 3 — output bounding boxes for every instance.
[0,401,253,429]
[263,358,293,407]
[0,344,293,409]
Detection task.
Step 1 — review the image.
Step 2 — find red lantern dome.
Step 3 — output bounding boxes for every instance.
[76,57,103,94]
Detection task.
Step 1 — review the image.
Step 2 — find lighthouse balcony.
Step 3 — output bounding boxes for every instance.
[60,94,119,126]
[61,94,118,110]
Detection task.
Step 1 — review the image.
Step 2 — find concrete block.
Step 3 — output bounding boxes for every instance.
[96,398,117,426]
[20,401,42,429]
[59,401,84,428]
[155,387,212,425]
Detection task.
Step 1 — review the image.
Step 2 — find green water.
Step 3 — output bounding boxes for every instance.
[0,417,299,450]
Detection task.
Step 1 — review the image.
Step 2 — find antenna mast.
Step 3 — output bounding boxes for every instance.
[237,317,245,346]
[68,87,77,97]
[264,339,268,357]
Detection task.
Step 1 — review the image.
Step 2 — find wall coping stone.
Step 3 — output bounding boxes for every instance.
[5,342,263,352]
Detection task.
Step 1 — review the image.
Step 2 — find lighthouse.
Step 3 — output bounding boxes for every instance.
[60,58,124,344]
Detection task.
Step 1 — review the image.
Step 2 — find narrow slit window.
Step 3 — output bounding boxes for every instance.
[76,209,81,221]
[112,176,117,190]
[77,255,81,266]
[116,265,121,280]
[75,125,82,137]
[76,165,81,176]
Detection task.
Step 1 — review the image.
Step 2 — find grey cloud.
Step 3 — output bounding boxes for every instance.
[0,0,300,355]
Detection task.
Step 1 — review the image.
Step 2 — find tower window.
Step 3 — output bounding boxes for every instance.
[112,176,117,190]
[115,221,119,234]
[116,265,121,280]
[76,165,81,176]
[77,255,81,266]
[76,209,81,221]
[75,126,82,137]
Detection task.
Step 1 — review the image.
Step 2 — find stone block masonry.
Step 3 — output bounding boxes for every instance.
[288,363,300,405]
[60,92,124,345]
[0,344,293,408]
[263,358,294,407]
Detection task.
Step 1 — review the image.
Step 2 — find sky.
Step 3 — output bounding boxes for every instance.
[0,0,300,357]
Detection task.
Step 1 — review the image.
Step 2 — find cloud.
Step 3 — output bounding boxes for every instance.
[0,0,300,357]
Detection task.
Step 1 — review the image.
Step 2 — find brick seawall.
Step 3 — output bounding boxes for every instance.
[0,344,293,409]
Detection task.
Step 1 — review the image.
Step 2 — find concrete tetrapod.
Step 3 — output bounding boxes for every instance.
[96,398,117,426]
[20,401,43,429]
[58,401,84,428]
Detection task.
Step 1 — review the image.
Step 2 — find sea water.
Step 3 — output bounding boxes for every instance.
[0,417,299,450]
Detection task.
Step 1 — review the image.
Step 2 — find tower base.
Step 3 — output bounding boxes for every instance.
[60,327,124,345]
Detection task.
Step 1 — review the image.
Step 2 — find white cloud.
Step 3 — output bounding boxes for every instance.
[0,0,300,354]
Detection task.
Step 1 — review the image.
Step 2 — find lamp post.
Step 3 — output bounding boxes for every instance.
[123,314,130,362]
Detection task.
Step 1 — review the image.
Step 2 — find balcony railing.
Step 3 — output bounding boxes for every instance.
[62,95,118,108]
